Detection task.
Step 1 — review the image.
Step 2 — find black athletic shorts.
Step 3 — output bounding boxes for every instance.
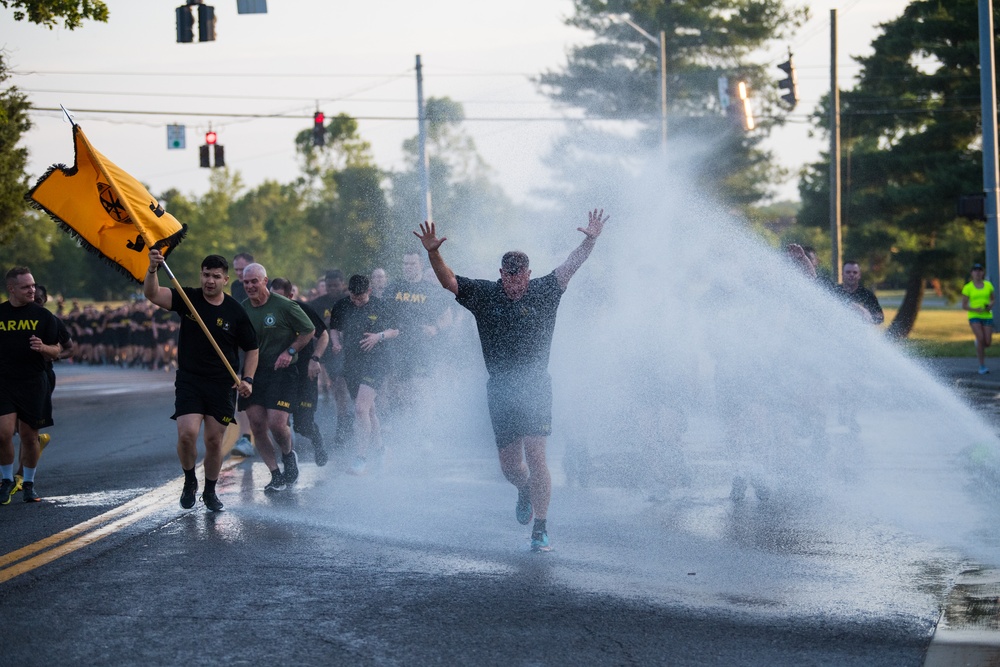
[486,370,553,447]
[238,365,297,414]
[172,370,236,425]
[293,367,318,418]
[0,375,53,429]
[343,359,384,400]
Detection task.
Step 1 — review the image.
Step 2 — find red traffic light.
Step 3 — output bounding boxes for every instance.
[205,131,217,145]
[313,111,325,125]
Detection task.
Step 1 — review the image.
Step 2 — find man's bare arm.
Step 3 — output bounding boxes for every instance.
[414,221,459,295]
[555,208,609,290]
[143,249,173,309]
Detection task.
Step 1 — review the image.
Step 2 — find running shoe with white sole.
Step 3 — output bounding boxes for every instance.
[264,469,286,493]
[231,435,255,457]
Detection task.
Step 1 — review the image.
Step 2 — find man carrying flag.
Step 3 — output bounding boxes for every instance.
[144,249,259,511]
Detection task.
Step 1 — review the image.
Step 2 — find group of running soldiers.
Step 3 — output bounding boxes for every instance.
[0,209,609,552]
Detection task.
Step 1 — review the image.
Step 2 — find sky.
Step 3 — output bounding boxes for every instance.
[3,0,911,207]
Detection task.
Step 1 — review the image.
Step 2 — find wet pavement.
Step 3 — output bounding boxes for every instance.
[0,361,998,664]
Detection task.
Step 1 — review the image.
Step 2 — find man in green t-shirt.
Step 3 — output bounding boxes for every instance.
[239,263,315,494]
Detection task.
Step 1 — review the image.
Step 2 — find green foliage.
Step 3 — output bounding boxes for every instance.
[0,54,32,245]
[388,96,519,268]
[1,0,108,29]
[536,0,808,210]
[797,0,989,332]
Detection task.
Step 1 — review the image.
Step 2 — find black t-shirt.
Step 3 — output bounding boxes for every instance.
[388,279,450,358]
[170,287,259,382]
[329,295,394,372]
[295,301,328,370]
[0,301,63,380]
[835,284,884,324]
[307,293,341,325]
[455,271,564,376]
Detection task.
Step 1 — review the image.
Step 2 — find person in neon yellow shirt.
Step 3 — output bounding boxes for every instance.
[962,263,995,375]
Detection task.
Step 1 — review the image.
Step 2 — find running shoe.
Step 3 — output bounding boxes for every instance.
[313,442,329,467]
[13,474,22,494]
[0,478,16,505]
[39,433,51,451]
[231,435,255,457]
[979,365,990,375]
[348,456,367,476]
[282,450,300,484]
[264,469,286,494]
[201,491,224,512]
[530,530,550,552]
[516,486,533,525]
[180,479,198,509]
[22,481,40,503]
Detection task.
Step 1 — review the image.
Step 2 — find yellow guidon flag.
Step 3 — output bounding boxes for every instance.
[26,123,187,284]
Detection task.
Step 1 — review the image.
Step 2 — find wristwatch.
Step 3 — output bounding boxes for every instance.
[287,346,296,356]
[242,376,254,385]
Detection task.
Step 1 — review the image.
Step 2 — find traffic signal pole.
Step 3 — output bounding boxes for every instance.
[829,9,843,285]
[416,54,432,224]
[979,0,1000,287]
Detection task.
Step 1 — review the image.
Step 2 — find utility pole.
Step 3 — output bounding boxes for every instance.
[829,9,843,284]
[979,0,1000,286]
[416,54,432,223]
[658,29,667,153]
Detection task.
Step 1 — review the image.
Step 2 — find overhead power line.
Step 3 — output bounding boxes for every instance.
[28,105,581,122]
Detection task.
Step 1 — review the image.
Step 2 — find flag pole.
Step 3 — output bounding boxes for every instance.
[64,118,242,387]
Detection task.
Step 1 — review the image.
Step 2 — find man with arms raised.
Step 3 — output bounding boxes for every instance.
[145,250,259,511]
[240,263,315,493]
[414,209,608,551]
[0,267,68,504]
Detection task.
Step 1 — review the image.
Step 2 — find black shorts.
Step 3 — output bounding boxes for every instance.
[486,371,552,447]
[0,375,53,429]
[343,359,385,400]
[172,370,236,426]
[238,366,297,414]
[293,367,318,418]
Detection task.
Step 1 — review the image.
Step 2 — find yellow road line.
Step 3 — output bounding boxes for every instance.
[0,457,243,583]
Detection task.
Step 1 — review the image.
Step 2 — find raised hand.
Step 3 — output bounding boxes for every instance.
[413,221,446,252]
[578,208,609,240]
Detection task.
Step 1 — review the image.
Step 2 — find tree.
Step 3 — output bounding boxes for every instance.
[289,112,390,275]
[388,97,518,267]
[1,0,108,29]
[0,53,32,244]
[797,0,990,337]
[536,0,808,211]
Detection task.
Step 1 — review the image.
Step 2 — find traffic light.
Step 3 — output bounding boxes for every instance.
[198,3,216,42]
[777,55,798,109]
[731,80,755,131]
[200,130,223,168]
[312,111,325,147]
[175,5,193,43]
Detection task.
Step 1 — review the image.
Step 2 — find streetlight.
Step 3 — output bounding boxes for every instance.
[611,14,667,153]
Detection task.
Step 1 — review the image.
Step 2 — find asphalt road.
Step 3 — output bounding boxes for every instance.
[0,363,993,665]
